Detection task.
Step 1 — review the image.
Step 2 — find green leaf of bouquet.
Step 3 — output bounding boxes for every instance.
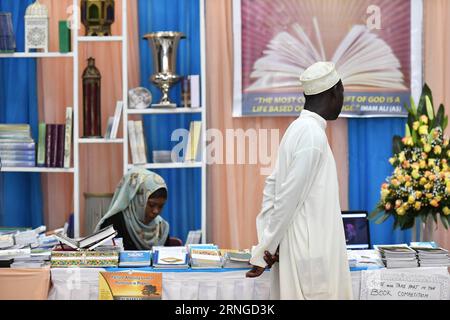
[407,113,415,128]
[426,96,434,120]
[412,129,418,145]
[375,213,390,225]
[393,217,399,229]
[434,104,445,129]
[405,123,411,137]
[402,216,415,230]
[418,84,432,116]
[392,135,403,154]
[439,213,449,229]
[444,115,448,131]
[403,102,412,115]
[410,96,417,116]
[432,212,438,224]
[369,207,383,220]
[420,211,428,223]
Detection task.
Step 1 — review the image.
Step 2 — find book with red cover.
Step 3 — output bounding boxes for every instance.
[56,124,65,168]
[51,124,60,167]
[45,124,55,167]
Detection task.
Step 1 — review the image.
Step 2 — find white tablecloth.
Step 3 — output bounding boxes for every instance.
[48,269,272,300]
[48,267,450,300]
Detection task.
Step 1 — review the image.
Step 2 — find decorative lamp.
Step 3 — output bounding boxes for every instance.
[24,0,49,52]
[80,0,115,36]
[0,12,16,53]
[82,57,102,137]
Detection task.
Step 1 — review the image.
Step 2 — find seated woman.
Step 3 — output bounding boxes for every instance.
[94,168,170,250]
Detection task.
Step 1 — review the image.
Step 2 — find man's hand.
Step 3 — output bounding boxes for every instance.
[246,266,265,278]
[263,249,279,268]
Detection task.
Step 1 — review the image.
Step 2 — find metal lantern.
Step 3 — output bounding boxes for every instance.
[81,0,115,36]
[25,0,49,52]
[82,57,102,137]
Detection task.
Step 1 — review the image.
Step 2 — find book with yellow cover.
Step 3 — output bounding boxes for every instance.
[184,121,202,162]
[98,271,162,300]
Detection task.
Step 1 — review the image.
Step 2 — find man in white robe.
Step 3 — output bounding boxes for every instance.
[246,62,353,300]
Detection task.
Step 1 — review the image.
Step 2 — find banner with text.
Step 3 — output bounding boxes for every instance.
[232,0,423,117]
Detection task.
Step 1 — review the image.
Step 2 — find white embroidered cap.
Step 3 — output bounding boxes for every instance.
[299,61,340,95]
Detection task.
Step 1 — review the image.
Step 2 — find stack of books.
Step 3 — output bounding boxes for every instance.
[0,246,32,268]
[221,249,251,269]
[0,124,36,167]
[375,244,419,269]
[412,247,450,267]
[11,248,51,268]
[119,250,152,267]
[0,234,14,249]
[189,244,223,269]
[152,246,189,269]
[346,249,384,268]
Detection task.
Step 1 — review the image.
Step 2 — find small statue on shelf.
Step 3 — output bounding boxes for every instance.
[24,0,49,53]
[82,57,102,138]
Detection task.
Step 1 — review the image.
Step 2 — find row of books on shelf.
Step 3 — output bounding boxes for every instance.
[128,120,202,165]
[0,107,72,168]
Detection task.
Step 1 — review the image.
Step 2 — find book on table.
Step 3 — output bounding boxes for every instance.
[54,225,118,251]
[221,249,251,269]
[410,247,450,267]
[152,246,189,269]
[189,244,223,269]
[375,244,419,269]
[119,250,152,267]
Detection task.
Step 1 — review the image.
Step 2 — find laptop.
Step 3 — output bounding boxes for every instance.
[341,211,371,249]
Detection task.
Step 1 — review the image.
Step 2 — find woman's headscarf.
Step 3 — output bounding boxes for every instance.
[94,168,169,250]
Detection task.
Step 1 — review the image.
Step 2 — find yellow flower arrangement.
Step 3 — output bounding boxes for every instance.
[371,84,450,230]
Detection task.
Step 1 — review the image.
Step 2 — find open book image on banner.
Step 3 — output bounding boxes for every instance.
[232,0,423,117]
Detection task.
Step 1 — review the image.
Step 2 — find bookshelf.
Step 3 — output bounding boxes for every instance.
[0,0,207,242]
[123,0,207,243]
[0,0,127,238]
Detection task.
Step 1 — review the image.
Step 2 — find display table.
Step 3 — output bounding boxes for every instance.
[0,267,51,300]
[48,268,271,300]
[0,265,448,300]
[48,266,450,300]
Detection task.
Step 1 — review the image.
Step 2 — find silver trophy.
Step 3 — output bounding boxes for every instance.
[143,31,185,108]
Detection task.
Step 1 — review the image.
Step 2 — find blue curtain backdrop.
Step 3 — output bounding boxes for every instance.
[0,0,44,227]
[137,0,201,242]
[348,118,412,246]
